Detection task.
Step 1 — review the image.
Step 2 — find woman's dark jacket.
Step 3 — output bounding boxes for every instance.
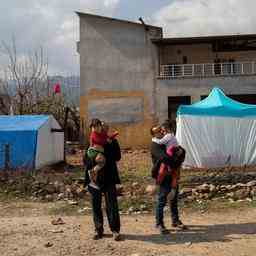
[84,139,121,190]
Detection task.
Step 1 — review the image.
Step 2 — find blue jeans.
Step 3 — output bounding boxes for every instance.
[155,183,179,226]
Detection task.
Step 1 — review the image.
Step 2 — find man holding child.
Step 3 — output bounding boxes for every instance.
[150,120,187,234]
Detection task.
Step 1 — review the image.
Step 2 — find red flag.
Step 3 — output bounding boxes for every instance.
[53,83,61,94]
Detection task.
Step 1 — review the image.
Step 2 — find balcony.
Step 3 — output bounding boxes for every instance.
[159,61,256,79]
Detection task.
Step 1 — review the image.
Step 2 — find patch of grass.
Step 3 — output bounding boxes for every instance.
[182,198,256,213]
[120,167,151,183]
[118,196,154,212]
[48,200,89,216]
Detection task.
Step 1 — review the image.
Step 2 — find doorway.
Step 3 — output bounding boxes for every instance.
[168,96,191,121]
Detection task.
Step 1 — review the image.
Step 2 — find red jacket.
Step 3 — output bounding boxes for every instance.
[157,163,179,188]
[90,131,119,147]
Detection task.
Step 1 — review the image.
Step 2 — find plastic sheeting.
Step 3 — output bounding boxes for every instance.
[0,130,37,169]
[0,115,64,170]
[35,116,64,169]
[178,87,256,118]
[176,115,256,168]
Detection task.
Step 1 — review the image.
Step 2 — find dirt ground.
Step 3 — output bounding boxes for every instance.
[0,201,256,256]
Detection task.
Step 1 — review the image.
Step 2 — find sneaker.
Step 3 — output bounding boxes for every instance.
[93,232,103,240]
[156,224,169,234]
[113,232,121,241]
[172,220,188,230]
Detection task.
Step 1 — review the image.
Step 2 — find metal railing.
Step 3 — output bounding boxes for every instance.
[159,61,256,78]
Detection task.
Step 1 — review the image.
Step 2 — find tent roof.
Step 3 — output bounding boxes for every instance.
[177,87,256,117]
[0,115,50,131]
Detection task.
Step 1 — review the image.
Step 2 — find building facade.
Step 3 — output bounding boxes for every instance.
[77,12,256,148]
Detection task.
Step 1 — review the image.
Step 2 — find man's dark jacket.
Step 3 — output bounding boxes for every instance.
[150,141,173,179]
[84,139,121,190]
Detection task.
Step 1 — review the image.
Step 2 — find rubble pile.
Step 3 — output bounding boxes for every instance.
[180,180,256,202]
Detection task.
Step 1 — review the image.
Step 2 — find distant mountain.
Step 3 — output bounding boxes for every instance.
[5,76,80,107]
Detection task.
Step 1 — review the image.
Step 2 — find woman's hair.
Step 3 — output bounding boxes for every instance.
[89,118,102,129]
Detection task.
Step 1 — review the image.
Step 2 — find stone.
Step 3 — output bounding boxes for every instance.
[75,187,86,198]
[44,242,53,248]
[196,184,211,193]
[145,185,157,195]
[128,206,134,214]
[51,218,65,225]
[233,189,251,200]
[68,200,78,205]
[45,194,54,201]
[45,184,56,194]
[250,188,256,197]
[246,180,256,187]
[180,187,192,195]
[116,185,124,196]
[132,182,139,188]
[57,193,65,200]
[209,184,216,192]
[139,204,148,211]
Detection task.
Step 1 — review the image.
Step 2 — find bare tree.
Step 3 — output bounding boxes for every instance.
[1,38,48,114]
[0,39,80,141]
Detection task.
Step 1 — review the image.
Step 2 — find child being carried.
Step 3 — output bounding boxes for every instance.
[152,123,185,199]
[87,119,118,190]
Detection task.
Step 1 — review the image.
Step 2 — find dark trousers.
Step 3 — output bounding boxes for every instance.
[88,185,120,234]
[155,184,180,226]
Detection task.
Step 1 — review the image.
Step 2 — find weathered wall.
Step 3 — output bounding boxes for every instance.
[79,13,162,148]
[156,75,256,122]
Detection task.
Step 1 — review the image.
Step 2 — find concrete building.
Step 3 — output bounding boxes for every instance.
[77,12,256,148]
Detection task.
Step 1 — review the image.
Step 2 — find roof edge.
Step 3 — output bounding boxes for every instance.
[152,33,256,45]
[75,11,162,30]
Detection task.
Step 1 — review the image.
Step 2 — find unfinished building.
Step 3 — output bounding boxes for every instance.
[77,12,256,148]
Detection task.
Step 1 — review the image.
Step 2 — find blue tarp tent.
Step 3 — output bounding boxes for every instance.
[176,87,256,168]
[0,115,64,170]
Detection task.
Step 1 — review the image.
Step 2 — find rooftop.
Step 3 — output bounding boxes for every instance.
[152,33,256,45]
[76,11,162,30]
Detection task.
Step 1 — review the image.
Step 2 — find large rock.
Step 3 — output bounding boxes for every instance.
[246,180,256,187]
[196,184,211,193]
[145,185,157,196]
[116,185,124,196]
[132,182,140,189]
[75,187,86,198]
[45,184,56,194]
[233,188,251,200]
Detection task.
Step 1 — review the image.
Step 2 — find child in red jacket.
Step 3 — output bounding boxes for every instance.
[87,119,118,189]
[157,145,186,199]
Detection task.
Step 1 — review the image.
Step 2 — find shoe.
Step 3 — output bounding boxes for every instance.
[113,232,121,241]
[93,232,103,240]
[172,220,188,230]
[156,224,169,234]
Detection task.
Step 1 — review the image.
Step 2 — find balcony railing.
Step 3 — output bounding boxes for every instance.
[159,61,256,78]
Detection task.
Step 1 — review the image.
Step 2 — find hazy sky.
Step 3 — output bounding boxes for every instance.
[0,0,255,76]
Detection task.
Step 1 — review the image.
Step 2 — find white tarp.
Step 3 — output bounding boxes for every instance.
[35,116,64,169]
[176,115,256,168]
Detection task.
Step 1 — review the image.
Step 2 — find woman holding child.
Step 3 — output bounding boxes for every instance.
[84,119,121,241]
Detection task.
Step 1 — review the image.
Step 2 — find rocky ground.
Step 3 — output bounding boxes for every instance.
[0,201,256,256]
[1,149,256,255]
